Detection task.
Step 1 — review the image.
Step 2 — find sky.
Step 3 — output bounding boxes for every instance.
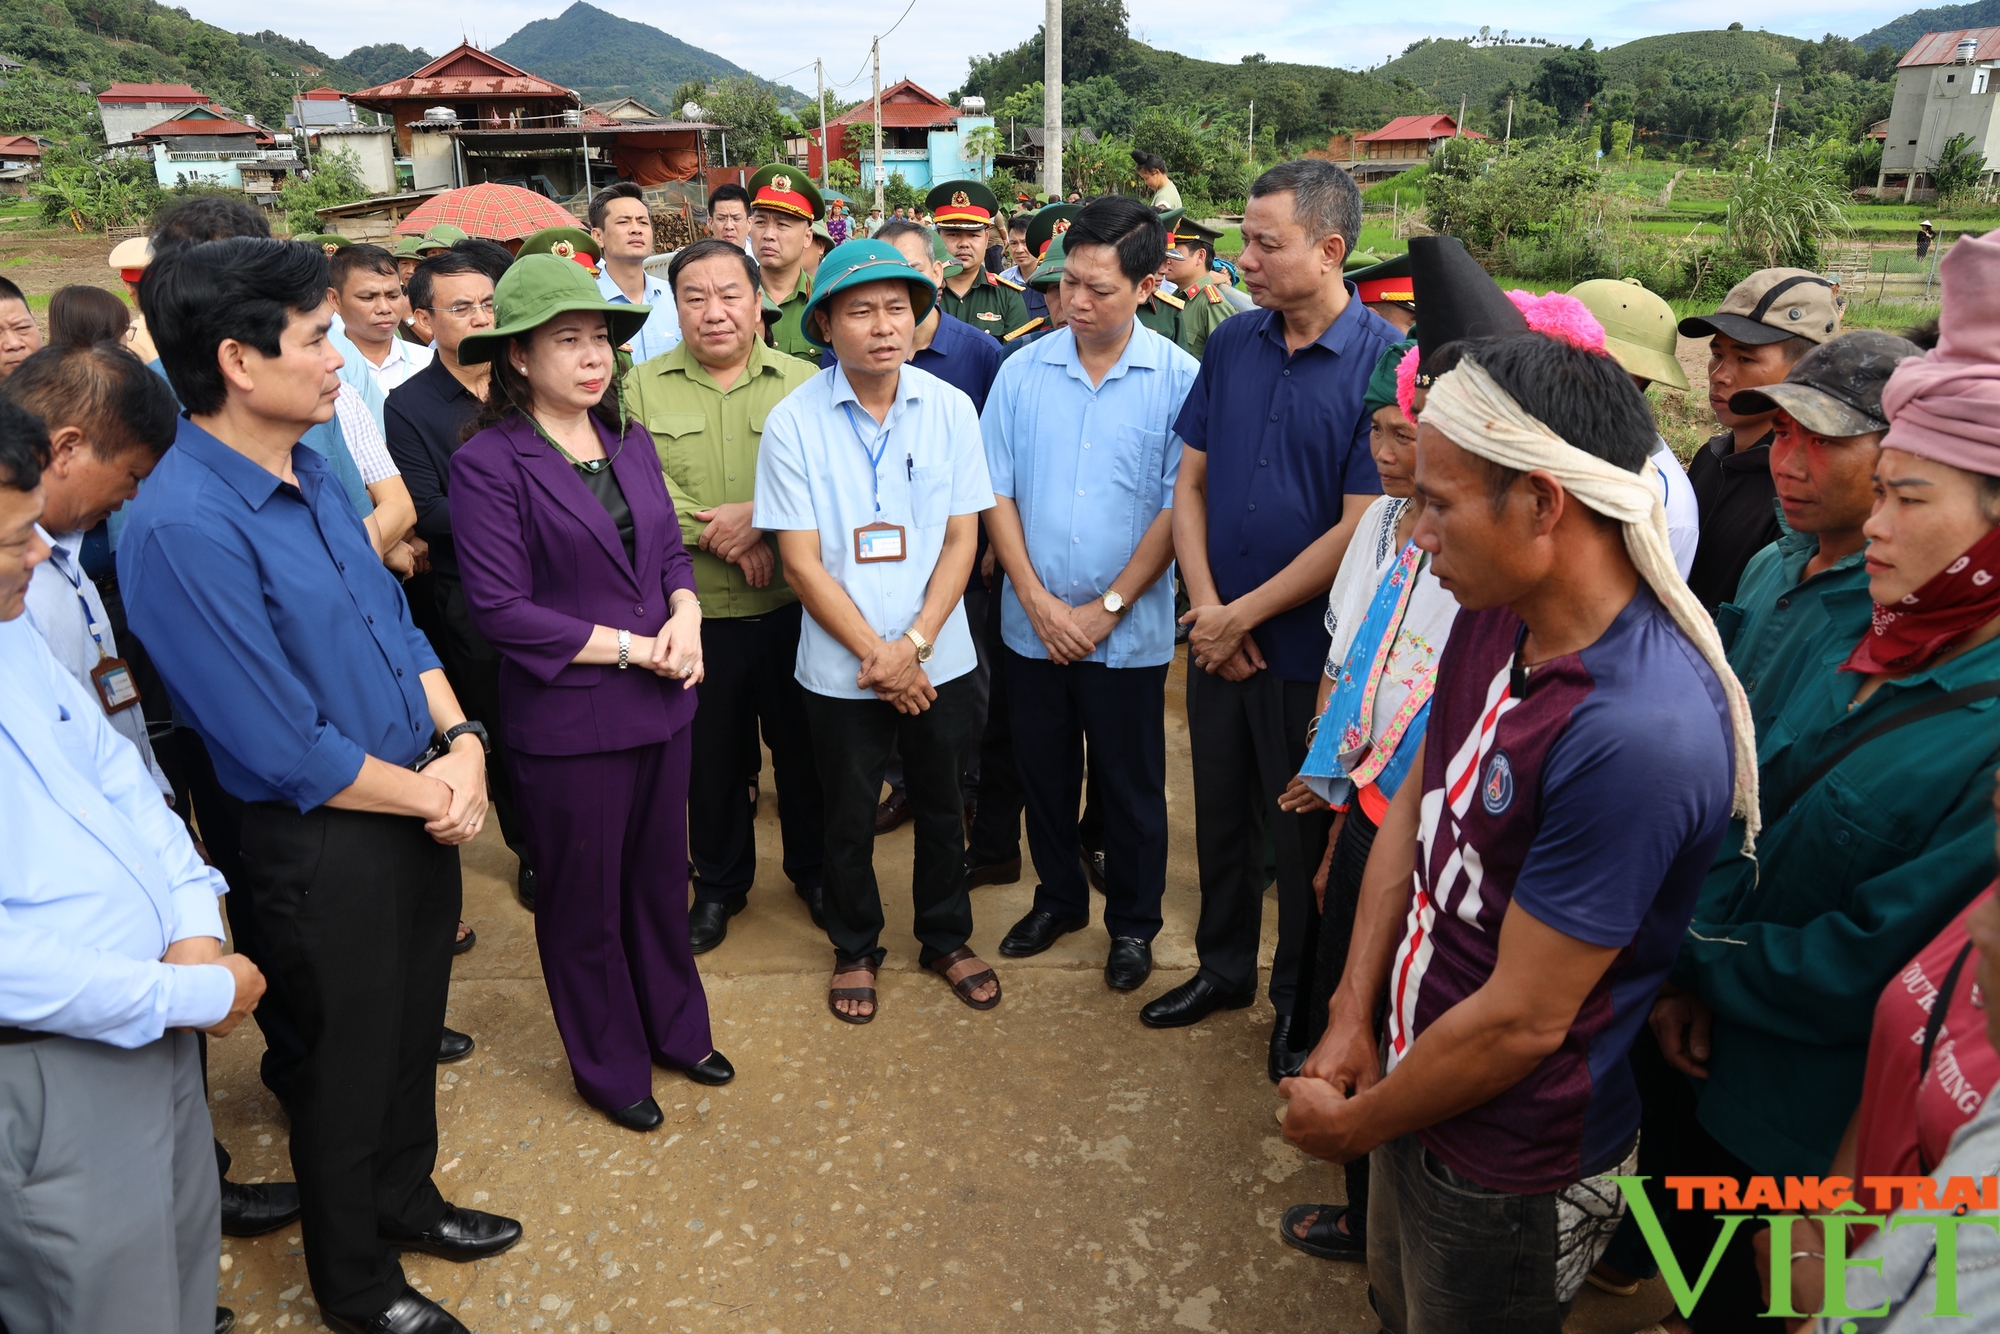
[200,0,1925,100]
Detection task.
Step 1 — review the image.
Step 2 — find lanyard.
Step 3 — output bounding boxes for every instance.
[841,400,896,517]
[48,544,107,660]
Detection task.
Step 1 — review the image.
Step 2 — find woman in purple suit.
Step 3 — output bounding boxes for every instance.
[449,255,732,1132]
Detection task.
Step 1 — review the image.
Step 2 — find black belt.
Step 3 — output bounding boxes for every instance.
[0,1027,51,1045]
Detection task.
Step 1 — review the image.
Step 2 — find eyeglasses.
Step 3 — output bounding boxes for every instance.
[423,299,497,318]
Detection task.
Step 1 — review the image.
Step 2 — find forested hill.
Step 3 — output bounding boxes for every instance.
[491,3,808,110]
[1858,0,2000,49]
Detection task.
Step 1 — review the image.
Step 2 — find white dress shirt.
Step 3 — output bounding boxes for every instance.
[0,616,235,1045]
[597,265,683,364]
[22,526,172,796]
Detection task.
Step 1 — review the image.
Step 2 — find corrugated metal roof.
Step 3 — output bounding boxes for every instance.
[98,82,205,104]
[1356,114,1486,143]
[350,43,578,107]
[1898,27,2000,67]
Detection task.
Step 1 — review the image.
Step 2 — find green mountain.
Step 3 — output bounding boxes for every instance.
[234,33,435,91]
[491,2,806,110]
[1858,0,2000,49]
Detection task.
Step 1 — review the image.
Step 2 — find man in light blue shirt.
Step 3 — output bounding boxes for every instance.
[591,182,682,363]
[755,239,997,1023]
[980,195,1194,994]
[0,411,265,1334]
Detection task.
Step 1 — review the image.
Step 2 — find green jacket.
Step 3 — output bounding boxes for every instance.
[765,269,818,366]
[624,338,819,617]
[936,267,1033,342]
[1172,280,1237,360]
[1676,586,2000,1176]
[1717,501,1869,733]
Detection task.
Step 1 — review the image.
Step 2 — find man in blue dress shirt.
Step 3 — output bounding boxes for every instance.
[755,239,999,1024]
[591,182,682,364]
[0,407,266,1334]
[981,196,1198,994]
[120,237,519,1334]
[1153,161,1403,1079]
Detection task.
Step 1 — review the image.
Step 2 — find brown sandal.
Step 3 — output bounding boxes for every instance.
[828,958,879,1025]
[929,946,1001,1011]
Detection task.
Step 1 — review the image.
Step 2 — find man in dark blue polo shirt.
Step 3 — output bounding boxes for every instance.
[120,237,521,1334]
[1155,160,1402,1077]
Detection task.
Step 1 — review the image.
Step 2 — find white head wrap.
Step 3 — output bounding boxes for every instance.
[1423,355,1760,848]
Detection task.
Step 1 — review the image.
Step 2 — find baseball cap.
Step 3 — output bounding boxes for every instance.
[1679,268,1843,346]
[1725,329,1921,437]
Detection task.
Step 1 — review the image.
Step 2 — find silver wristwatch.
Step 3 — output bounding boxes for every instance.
[617,628,631,669]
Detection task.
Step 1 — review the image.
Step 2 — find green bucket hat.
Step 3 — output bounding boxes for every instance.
[1028,233,1067,290]
[797,239,938,352]
[455,254,653,366]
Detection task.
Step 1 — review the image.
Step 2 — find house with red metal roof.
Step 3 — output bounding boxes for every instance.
[1339,114,1488,182]
[1878,28,2000,199]
[806,78,995,192]
[96,82,209,145]
[133,105,300,198]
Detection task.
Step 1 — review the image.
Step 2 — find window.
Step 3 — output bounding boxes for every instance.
[1946,73,1956,82]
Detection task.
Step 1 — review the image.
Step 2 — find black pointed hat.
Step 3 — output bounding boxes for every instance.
[1410,235,1526,383]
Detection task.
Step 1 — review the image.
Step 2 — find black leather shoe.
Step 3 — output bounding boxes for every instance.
[437,1027,474,1064]
[219,1177,301,1237]
[1104,937,1153,992]
[875,789,912,834]
[965,853,1022,888]
[689,898,744,954]
[999,908,1087,957]
[1139,976,1257,1028]
[1269,1014,1306,1083]
[323,1286,469,1334]
[681,1050,735,1085]
[216,1306,236,1334]
[516,864,537,913]
[1082,848,1107,893]
[796,883,827,930]
[607,1096,664,1132]
[384,1204,523,1262]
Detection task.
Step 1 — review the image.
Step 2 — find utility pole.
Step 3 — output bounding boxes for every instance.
[1247,100,1254,164]
[872,37,884,214]
[1505,94,1514,154]
[817,58,828,190]
[1043,0,1062,198]
[1456,93,1466,136]
[1765,84,1781,162]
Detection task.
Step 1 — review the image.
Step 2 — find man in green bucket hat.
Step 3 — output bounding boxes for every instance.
[752,238,1003,1026]
[446,251,738,1135]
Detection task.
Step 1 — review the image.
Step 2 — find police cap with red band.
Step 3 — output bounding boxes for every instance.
[746,164,826,222]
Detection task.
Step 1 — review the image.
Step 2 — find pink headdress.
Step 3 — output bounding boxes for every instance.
[1395,345,1420,420]
[1505,289,1609,353]
[1881,227,2000,477]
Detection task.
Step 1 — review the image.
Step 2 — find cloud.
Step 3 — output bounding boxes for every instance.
[194,0,1922,102]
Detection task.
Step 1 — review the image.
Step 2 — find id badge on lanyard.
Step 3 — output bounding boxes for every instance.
[843,401,908,563]
[55,552,142,714]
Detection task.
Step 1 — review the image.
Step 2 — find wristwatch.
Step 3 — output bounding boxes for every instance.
[904,627,934,663]
[441,720,490,754]
[1102,590,1128,616]
[617,628,631,669]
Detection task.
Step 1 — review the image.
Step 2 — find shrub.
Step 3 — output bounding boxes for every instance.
[1724,148,1848,268]
[279,148,368,237]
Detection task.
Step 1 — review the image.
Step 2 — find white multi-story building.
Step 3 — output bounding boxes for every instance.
[1879,27,2000,200]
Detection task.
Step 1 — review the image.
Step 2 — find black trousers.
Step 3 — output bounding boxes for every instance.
[687,603,823,903]
[1295,804,1381,1232]
[966,582,1026,862]
[1005,649,1168,941]
[1185,654,1332,1015]
[430,572,526,859]
[239,803,457,1318]
[803,675,980,968]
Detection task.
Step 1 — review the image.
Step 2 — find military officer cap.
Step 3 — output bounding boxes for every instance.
[1349,253,1414,310]
[1024,203,1080,260]
[745,164,826,222]
[926,179,1001,231]
[518,226,603,275]
[1343,249,1382,272]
